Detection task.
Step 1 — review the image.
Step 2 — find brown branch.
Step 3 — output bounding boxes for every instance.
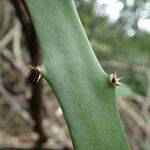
[10,0,48,143]
[0,47,28,78]
[0,135,72,150]
[0,24,28,78]
[117,96,147,133]
[0,0,12,38]
[0,27,14,50]
[0,78,33,125]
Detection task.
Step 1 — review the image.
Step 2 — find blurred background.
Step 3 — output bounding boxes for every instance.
[0,0,150,150]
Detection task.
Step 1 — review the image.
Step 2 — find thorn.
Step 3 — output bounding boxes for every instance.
[110,73,124,87]
[37,74,41,83]
[117,76,123,81]
[115,81,125,87]
[29,64,42,83]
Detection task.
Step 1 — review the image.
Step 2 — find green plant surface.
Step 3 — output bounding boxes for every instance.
[24,0,131,150]
[116,86,133,97]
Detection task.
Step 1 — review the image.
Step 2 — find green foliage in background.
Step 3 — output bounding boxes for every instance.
[76,0,150,96]
[25,0,130,149]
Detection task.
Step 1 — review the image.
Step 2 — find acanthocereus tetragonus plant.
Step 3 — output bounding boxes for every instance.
[24,0,131,150]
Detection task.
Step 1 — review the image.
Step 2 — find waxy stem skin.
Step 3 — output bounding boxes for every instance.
[25,0,131,150]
